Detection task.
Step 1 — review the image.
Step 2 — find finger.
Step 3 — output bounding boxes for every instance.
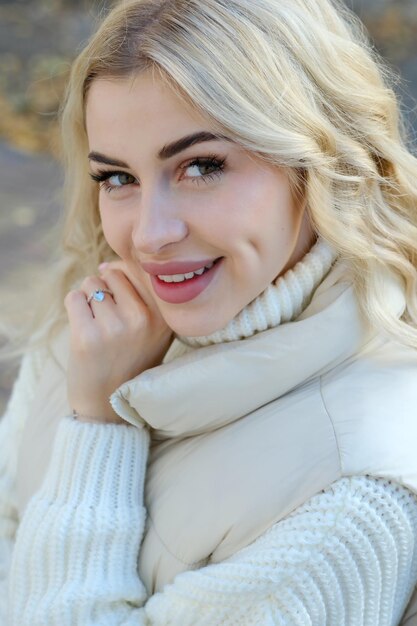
[101,261,163,317]
[82,276,116,314]
[64,289,95,331]
[98,268,150,320]
[64,289,110,356]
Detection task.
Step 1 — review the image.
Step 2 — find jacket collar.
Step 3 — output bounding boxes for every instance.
[111,259,407,439]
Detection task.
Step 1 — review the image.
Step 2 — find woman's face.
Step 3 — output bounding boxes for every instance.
[85,71,316,337]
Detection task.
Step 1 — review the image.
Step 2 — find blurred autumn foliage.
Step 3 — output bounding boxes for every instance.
[0,0,115,155]
[365,3,417,62]
[0,0,416,156]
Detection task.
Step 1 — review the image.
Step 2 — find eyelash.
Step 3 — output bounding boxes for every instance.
[89,155,226,194]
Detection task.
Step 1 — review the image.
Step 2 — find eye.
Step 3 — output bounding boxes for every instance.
[180,155,226,185]
[89,170,137,193]
[89,154,226,194]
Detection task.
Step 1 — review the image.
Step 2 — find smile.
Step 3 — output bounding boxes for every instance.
[150,257,223,304]
[157,260,216,283]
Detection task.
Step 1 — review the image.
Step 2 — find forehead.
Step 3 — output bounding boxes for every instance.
[85,73,209,144]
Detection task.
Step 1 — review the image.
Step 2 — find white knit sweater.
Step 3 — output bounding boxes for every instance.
[2,238,417,625]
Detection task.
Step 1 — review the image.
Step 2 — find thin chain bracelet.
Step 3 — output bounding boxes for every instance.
[72,409,110,424]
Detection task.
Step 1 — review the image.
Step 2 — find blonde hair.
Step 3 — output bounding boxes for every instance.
[4,0,417,358]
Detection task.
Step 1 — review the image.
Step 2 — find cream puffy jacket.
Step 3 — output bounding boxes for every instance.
[3,256,417,624]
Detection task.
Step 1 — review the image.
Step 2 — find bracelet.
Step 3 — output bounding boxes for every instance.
[72,409,109,424]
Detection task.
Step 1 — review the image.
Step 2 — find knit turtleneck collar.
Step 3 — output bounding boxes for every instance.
[177,235,339,348]
[109,242,406,437]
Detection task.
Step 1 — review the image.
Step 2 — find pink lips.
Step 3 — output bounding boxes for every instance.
[146,257,224,304]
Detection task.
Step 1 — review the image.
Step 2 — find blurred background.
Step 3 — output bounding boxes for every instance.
[0,0,417,413]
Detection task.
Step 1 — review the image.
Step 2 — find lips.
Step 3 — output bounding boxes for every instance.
[141,258,222,276]
[149,257,224,304]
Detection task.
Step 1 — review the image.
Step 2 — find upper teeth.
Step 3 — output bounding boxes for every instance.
[158,261,215,283]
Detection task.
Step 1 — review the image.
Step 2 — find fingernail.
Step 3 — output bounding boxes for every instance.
[99,262,109,271]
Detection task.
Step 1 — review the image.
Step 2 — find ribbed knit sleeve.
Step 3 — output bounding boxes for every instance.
[6,401,417,626]
[7,414,148,624]
[0,350,44,624]
[143,476,417,625]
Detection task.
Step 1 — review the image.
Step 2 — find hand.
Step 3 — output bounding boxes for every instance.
[64,259,173,424]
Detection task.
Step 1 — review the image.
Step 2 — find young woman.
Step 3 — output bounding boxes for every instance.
[2,0,417,623]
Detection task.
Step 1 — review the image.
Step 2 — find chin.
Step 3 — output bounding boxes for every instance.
[161,310,232,339]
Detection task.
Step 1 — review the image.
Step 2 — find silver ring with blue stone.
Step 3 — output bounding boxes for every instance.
[87,288,114,304]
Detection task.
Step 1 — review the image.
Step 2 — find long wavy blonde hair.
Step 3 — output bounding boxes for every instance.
[3,0,417,358]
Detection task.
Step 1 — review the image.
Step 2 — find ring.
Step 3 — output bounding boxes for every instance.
[87,288,114,304]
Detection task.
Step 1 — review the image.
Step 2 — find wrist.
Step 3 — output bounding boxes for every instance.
[72,408,125,425]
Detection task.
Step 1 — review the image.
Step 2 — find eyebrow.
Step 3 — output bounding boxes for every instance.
[88,131,230,167]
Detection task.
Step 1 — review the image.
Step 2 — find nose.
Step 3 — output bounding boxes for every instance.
[131,190,188,255]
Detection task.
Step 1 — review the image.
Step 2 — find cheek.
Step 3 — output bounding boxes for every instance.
[255,176,300,234]
[223,179,295,244]
[100,204,132,258]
